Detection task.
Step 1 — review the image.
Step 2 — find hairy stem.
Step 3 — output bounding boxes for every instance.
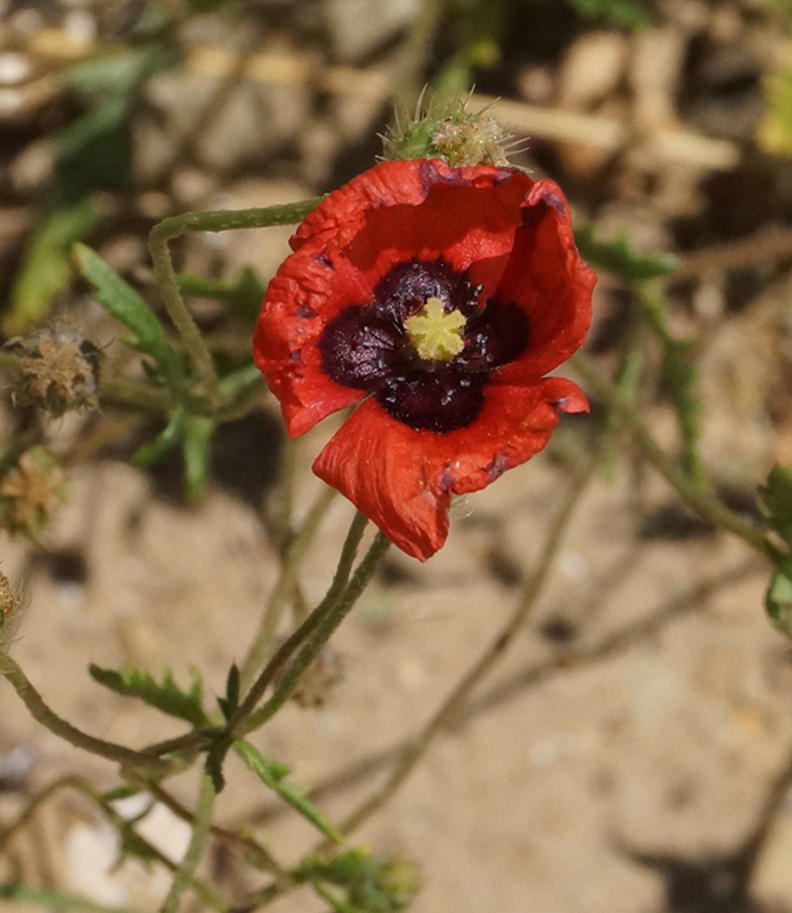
[0,653,169,775]
[336,458,597,840]
[571,351,776,561]
[239,486,338,693]
[159,771,216,913]
[240,530,390,735]
[233,511,371,730]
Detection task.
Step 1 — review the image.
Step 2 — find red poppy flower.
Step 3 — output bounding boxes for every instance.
[254,159,595,561]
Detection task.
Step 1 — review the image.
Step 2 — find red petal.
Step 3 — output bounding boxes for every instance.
[293,159,536,293]
[312,400,451,561]
[312,377,588,561]
[254,244,373,436]
[494,179,596,383]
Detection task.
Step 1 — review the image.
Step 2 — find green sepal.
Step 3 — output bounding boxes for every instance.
[234,739,344,843]
[73,243,184,387]
[89,664,207,728]
[575,226,678,281]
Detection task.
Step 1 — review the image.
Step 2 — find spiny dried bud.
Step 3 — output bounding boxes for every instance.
[0,447,66,535]
[7,326,100,417]
[383,93,519,168]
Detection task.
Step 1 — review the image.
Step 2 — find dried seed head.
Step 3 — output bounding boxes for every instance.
[0,570,19,650]
[7,326,100,417]
[382,93,519,167]
[0,447,66,535]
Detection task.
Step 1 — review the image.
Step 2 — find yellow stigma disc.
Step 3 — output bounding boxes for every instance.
[404,297,467,362]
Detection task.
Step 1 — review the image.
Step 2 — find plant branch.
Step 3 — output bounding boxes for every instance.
[571,351,777,561]
[335,456,597,841]
[0,653,169,775]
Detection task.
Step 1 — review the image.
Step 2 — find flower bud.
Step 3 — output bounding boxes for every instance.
[0,447,66,535]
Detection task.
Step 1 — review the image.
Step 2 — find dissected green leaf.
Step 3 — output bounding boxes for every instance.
[299,848,420,913]
[217,663,240,721]
[234,740,343,843]
[0,882,140,913]
[575,226,679,281]
[73,243,184,385]
[5,200,98,336]
[89,664,206,727]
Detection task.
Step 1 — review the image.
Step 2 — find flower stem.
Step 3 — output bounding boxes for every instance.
[571,351,777,562]
[239,529,390,736]
[158,771,216,913]
[239,485,337,694]
[233,510,371,730]
[0,652,169,775]
[147,198,324,408]
[335,457,597,841]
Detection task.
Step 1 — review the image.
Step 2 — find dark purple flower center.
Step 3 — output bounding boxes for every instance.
[319,257,529,433]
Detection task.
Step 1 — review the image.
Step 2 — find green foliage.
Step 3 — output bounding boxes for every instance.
[0,883,140,913]
[183,415,215,502]
[562,0,653,28]
[89,664,207,728]
[575,226,679,281]
[58,44,180,201]
[234,739,344,843]
[759,467,792,545]
[759,67,792,156]
[298,848,420,913]
[4,201,98,336]
[73,243,184,387]
[217,663,240,721]
[177,267,266,322]
[130,411,186,468]
[758,467,792,636]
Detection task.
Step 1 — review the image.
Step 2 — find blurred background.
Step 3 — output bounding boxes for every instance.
[3,1,792,911]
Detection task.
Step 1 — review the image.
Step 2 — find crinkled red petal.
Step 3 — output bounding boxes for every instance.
[493,179,596,384]
[312,377,588,561]
[293,159,536,297]
[253,244,373,437]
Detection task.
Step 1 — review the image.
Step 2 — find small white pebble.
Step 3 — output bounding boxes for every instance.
[0,53,32,86]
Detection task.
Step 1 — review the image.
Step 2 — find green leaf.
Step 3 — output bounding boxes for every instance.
[234,740,343,843]
[130,410,186,468]
[177,267,266,321]
[759,467,792,546]
[563,0,653,28]
[0,883,141,913]
[217,663,240,721]
[4,200,98,336]
[766,570,792,638]
[100,785,141,803]
[575,226,678,281]
[183,414,214,502]
[73,243,184,385]
[89,664,206,727]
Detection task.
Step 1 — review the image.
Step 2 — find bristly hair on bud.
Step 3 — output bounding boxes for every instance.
[381,90,524,168]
